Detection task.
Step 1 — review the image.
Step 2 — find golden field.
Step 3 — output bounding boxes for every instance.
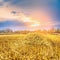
[0,32,60,60]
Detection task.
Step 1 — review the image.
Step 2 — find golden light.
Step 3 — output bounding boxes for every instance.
[22,17,32,22]
[31,23,40,27]
[30,21,40,27]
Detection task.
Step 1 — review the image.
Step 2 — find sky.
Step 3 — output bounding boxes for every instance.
[0,0,60,31]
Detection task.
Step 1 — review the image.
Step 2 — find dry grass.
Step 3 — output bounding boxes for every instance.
[0,32,60,60]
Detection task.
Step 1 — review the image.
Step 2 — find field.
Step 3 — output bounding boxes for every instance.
[0,32,60,60]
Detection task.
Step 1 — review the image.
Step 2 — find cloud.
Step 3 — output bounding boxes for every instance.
[0,6,21,21]
[0,0,59,30]
[0,6,41,28]
[0,20,25,27]
[0,5,56,29]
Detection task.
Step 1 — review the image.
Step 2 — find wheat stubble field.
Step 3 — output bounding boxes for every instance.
[0,32,60,60]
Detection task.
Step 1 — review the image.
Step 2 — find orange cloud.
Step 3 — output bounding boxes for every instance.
[0,6,55,30]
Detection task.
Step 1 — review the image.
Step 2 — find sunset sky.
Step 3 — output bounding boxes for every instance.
[0,0,60,31]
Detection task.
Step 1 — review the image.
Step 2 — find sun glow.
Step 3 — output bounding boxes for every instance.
[22,17,41,27]
[22,17,32,22]
[31,23,40,27]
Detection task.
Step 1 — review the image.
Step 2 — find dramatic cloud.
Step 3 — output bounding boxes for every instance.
[0,0,60,30]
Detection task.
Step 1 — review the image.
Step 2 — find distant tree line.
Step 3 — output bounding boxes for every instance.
[48,28,60,33]
[0,28,60,34]
[0,29,31,34]
[0,29,13,34]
